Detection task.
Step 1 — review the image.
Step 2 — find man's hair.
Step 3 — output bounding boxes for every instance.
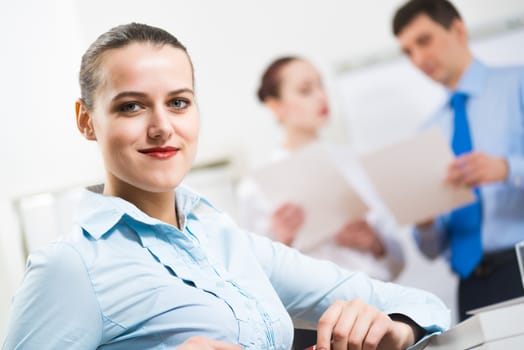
[392,0,462,36]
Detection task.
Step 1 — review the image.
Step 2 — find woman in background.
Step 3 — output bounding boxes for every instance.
[237,56,404,282]
[3,24,448,350]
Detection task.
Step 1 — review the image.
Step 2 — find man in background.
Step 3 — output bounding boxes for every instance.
[392,0,524,321]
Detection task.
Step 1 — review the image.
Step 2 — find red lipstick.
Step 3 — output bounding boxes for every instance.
[138,146,179,159]
[319,105,329,118]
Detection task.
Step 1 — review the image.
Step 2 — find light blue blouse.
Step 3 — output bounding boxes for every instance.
[4,186,449,349]
[415,59,524,258]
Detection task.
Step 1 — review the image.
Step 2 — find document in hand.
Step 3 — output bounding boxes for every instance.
[251,143,369,252]
[426,296,524,350]
[359,128,475,226]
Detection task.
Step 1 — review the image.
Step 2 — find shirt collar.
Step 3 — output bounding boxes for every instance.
[451,58,488,97]
[76,184,207,242]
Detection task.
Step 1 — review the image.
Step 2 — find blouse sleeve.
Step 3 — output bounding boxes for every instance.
[249,232,450,342]
[3,242,103,350]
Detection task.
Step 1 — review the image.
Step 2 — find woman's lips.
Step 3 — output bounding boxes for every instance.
[139,146,179,159]
[319,106,330,118]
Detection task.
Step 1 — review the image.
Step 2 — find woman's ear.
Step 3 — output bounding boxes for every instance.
[75,99,97,140]
[264,97,285,123]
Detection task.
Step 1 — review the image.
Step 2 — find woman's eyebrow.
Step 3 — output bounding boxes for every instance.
[166,88,194,97]
[111,89,194,102]
[111,91,148,102]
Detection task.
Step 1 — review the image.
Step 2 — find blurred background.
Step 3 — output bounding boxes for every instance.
[1,0,524,340]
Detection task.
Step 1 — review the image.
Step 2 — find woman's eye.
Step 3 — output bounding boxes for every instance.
[300,90,311,96]
[169,98,190,110]
[119,102,141,113]
[299,87,313,96]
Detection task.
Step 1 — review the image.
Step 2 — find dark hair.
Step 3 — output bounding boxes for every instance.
[79,22,192,109]
[392,0,462,36]
[257,56,301,103]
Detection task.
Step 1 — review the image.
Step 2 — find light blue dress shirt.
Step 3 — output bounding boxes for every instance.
[4,186,449,349]
[414,59,524,258]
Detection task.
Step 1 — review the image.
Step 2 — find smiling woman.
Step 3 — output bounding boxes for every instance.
[76,41,199,226]
[3,23,450,350]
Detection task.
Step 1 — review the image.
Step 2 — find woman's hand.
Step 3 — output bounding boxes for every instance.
[316,299,419,350]
[270,202,305,246]
[178,336,242,350]
[334,220,385,257]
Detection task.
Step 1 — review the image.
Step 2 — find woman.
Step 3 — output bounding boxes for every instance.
[237,56,404,282]
[3,23,448,350]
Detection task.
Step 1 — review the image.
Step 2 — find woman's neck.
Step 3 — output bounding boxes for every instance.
[104,180,179,228]
[283,128,318,150]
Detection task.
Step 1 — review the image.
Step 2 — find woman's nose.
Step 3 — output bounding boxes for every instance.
[147,109,173,141]
[317,88,328,103]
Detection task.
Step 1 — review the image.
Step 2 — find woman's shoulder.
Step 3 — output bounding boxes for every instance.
[25,237,91,283]
[32,223,101,270]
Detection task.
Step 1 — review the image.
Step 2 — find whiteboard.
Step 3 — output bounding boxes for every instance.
[335,27,524,155]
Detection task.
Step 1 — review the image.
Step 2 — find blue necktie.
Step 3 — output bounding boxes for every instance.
[448,92,483,278]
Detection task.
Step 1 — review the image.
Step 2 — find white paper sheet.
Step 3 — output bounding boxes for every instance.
[359,128,475,226]
[252,143,369,252]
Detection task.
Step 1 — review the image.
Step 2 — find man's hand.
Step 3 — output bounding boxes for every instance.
[446,152,508,187]
[178,336,241,350]
[415,218,434,230]
[334,220,385,257]
[271,202,305,246]
[316,300,418,350]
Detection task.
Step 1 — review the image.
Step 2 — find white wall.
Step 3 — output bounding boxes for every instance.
[2,0,524,341]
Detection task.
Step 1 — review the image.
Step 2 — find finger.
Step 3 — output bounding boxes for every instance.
[278,205,293,219]
[416,218,434,227]
[335,230,357,247]
[456,152,476,163]
[455,154,486,180]
[272,208,287,222]
[284,210,305,231]
[284,203,303,215]
[360,220,372,230]
[445,165,463,184]
[462,172,482,187]
[275,202,292,214]
[362,316,390,350]
[275,208,298,226]
[459,161,484,186]
[449,166,474,186]
[332,304,360,350]
[296,206,305,220]
[456,151,482,163]
[347,220,365,230]
[447,158,462,173]
[289,217,303,231]
[282,205,302,220]
[317,301,345,350]
[347,315,373,350]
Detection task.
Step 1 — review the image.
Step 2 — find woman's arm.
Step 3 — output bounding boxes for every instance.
[249,233,450,348]
[3,242,102,350]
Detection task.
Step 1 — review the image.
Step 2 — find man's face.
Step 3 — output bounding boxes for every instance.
[397,14,468,88]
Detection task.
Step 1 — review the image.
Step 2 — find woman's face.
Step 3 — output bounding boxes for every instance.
[271,60,329,132]
[77,42,199,195]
